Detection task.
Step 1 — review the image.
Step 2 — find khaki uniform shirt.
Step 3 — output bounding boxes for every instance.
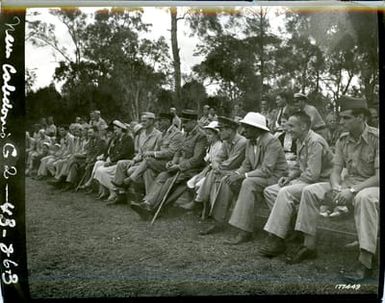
[334,124,379,183]
[293,129,334,183]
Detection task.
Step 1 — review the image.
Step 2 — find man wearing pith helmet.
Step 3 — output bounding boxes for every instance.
[268,96,378,282]
[199,112,288,245]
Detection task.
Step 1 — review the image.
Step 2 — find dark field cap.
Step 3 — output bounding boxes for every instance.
[181,109,198,121]
[217,116,239,128]
[293,93,308,101]
[337,96,368,112]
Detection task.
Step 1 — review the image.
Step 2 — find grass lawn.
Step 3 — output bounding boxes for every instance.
[25,177,379,298]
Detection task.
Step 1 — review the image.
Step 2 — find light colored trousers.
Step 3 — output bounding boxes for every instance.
[263,180,311,238]
[38,155,58,176]
[211,175,275,232]
[114,158,167,195]
[227,176,275,232]
[264,181,379,255]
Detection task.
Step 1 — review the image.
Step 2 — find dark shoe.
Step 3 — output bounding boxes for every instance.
[180,201,197,210]
[286,231,304,244]
[199,223,223,236]
[343,262,372,283]
[59,183,74,192]
[123,177,132,187]
[285,245,317,264]
[111,180,124,188]
[48,179,61,186]
[223,231,252,245]
[258,236,286,257]
[85,188,94,195]
[96,192,108,200]
[106,194,127,206]
[130,202,152,221]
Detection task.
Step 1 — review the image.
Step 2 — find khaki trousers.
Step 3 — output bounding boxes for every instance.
[263,180,311,238]
[228,176,276,232]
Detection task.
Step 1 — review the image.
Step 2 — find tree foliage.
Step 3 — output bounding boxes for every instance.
[26,7,379,124]
[27,8,171,122]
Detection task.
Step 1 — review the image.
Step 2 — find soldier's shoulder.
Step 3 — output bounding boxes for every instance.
[367,126,379,138]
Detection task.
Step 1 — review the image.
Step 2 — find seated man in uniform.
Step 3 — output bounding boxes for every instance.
[258,111,334,257]
[290,93,327,139]
[130,110,207,220]
[199,112,288,245]
[260,96,379,283]
[111,113,183,205]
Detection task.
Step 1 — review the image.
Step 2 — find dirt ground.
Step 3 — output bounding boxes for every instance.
[25,177,379,299]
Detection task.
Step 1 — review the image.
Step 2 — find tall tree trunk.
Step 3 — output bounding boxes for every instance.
[259,7,264,105]
[170,8,182,106]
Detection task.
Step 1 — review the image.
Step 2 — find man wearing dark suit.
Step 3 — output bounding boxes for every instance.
[65,126,107,190]
[199,112,288,245]
[130,110,208,220]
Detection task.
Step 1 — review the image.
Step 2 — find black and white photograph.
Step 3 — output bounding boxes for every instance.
[1,2,383,301]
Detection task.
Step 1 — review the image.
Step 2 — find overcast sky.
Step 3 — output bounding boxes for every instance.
[25,6,287,95]
[25,5,369,98]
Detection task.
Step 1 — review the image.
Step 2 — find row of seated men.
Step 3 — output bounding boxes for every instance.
[29,94,379,284]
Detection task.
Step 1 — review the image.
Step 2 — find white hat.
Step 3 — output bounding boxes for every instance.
[112,120,127,130]
[141,112,156,119]
[204,121,220,133]
[133,123,143,135]
[239,112,270,131]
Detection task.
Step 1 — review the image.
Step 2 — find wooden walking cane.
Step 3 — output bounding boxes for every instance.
[75,170,87,192]
[150,171,180,225]
[208,179,223,217]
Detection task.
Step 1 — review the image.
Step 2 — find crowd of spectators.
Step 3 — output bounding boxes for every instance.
[26,93,379,284]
